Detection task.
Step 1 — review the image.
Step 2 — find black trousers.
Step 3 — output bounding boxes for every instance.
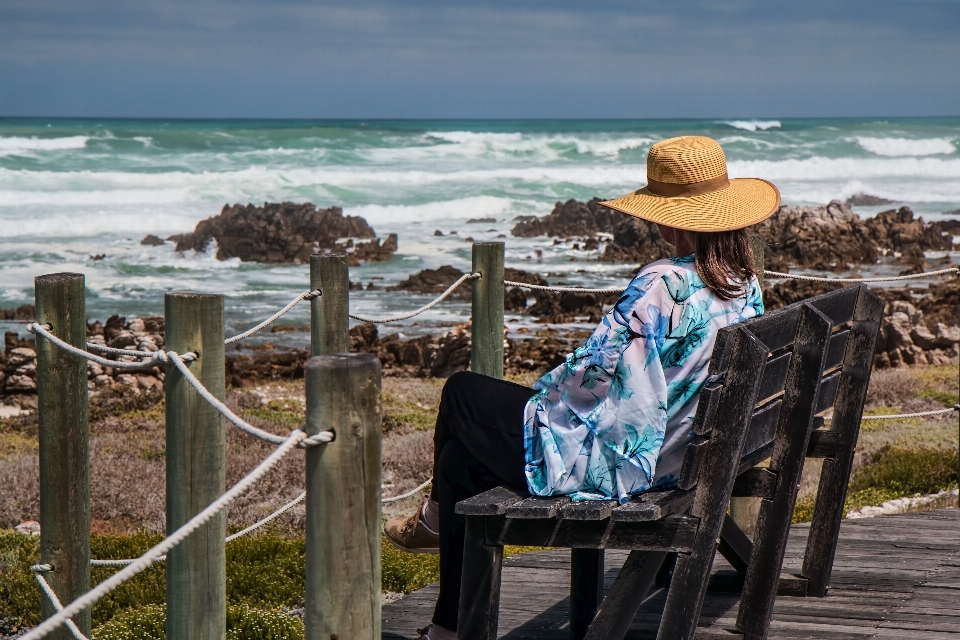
[430,371,533,632]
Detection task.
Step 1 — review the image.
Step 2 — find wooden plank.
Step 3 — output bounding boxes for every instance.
[570,549,604,640]
[678,436,710,490]
[583,550,668,640]
[757,351,792,403]
[824,329,850,371]
[659,328,770,639]
[731,468,778,499]
[507,495,571,519]
[742,399,783,457]
[560,499,618,521]
[737,306,800,354]
[611,489,695,522]
[815,369,842,414]
[471,242,506,378]
[35,273,92,639]
[165,291,226,640]
[803,287,884,597]
[805,285,861,326]
[806,430,838,458]
[739,302,834,639]
[718,514,753,576]
[693,382,723,436]
[493,514,700,552]
[458,515,504,640]
[304,353,382,640]
[456,485,528,516]
[310,253,349,356]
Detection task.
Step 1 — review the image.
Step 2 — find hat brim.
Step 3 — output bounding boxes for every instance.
[600,178,780,232]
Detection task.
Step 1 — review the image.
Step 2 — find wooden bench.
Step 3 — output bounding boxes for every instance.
[454,284,884,640]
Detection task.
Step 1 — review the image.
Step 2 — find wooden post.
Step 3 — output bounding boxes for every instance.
[310,253,349,356]
[471,242,505,379]
[304,353,382,640]
[35,273,91,639]
[729,234,768,536]
[165,292,226,640]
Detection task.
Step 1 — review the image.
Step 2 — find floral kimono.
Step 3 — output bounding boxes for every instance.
[523,255,764,503]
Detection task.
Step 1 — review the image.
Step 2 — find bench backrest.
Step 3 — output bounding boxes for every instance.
[675,284,882,493]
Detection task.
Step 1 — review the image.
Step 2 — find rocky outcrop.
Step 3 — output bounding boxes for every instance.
[511,198,674,265]
[757,201,953,270]
[173,202,397,265]
[0,304,34,321]
[389,266,549,307]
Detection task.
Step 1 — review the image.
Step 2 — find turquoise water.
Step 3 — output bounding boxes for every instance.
[2,118,959,338]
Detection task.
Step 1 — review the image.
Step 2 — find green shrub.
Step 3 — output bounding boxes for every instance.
[0,532,41,629]
[382,536,440,593]
[792,497,815,524]
[93,604,304,640]
[844,447,958,513]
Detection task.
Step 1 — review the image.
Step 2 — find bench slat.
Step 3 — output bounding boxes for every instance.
[692,382,723,435]
[824,328,850,370]
[731,467,778,499]
[677,436,710,490]
[506,495,570,519]
[757,351,792,403]
[455,485,528,516]
[815,369,842,414]
[806,429,839,458]
[560,499,619,521]
[741,399,783,457]
[611,488,695,522]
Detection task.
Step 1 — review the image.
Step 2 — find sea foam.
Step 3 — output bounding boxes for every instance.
[720,120,782,132]
[0,135,89,156]
[855,137,956,157]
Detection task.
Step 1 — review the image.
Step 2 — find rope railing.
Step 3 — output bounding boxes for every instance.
[382,478,432,504]
[763,267,960,283]
[20,430,307,640]
[28,323,188,370]
[30,567,89,640]
[225,290,321,344]
[348,272,479,323]
[824,405,960,421]
[504,280,624,294]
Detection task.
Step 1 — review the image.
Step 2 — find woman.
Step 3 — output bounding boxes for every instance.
[384,135,780,640]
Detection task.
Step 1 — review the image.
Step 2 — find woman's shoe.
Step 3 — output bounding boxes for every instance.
[383,504,440,554]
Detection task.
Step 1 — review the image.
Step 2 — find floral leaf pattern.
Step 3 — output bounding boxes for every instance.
[523,255,763,503]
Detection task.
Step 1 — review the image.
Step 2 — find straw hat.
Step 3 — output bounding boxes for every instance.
[601,136,780,232]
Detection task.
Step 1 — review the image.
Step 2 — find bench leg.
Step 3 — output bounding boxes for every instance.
[584,550,667,640]
[458,515,503,640]
[570,548,605,640]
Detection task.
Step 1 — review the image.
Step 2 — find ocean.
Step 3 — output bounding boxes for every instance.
[2,117,959,341]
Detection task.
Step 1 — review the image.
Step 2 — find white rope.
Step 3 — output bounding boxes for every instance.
[225,290,321,344]
[86,342,157,357]
[20,431,306,640]
[30,567,90,640]
[382,478,432,504]
[763,267,960,284]
[163,350,332,447]
[28,323,181,370]
[349,273,479,324]
[504,280,624,294]
[825,405,960,421]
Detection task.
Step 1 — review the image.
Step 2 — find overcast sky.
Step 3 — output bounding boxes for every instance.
[2,0,958,119]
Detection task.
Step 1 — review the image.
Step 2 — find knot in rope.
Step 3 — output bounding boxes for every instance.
[31,563,53,573]
[303,289,322,300]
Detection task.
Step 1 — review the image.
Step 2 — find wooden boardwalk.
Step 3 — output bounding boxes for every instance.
[382,508,960,639]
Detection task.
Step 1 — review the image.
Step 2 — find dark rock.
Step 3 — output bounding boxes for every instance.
[467,217,497,224]
[173,202,395,265]
[140,234,165,246]
[526,290,622,324]
[433,230,444,236]
[845,193,895,206]
[0,304,35,321]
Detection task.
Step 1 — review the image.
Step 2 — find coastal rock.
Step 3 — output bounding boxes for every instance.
[173,202,396,265]
[845,193,895,206]
[757,201,953,270]
[511,198,674,266]
[0,304,35,321]
[389,265,548,306]
[140,234,165,246]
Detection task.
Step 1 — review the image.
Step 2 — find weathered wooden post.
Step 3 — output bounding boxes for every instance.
[471,242,505,379]
[310,252,350,356]
[304,354,382,640]
[165,292,226,640]
[35,273,91,639]
[730,234,768,536]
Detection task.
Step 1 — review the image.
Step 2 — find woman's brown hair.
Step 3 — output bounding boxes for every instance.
[694,230,758,300]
